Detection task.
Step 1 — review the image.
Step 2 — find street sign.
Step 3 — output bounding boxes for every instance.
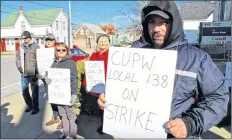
[199,21,231,45]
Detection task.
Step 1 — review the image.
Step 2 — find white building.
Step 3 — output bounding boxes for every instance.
[181,1,215,44]
[1,6,68,51]
[213,1,231,21]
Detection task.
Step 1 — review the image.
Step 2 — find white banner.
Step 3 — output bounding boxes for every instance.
[85,61,105,93]
[36,48,55,77]
[48,68,71,106]
[103,47,178,138]
[20,46,24,73]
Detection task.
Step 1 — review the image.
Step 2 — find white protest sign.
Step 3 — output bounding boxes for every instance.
[103,47,178,138]
[48,68,71,106]
[37,48,55,77]
[225,62,231,87]
[20,46,24,73]
[85,61,105,93]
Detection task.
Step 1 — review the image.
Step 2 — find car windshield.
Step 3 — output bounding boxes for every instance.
[71,49,86,56]
[71,49,79,55]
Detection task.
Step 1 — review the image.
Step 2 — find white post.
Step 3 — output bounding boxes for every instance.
[68,1,73,48]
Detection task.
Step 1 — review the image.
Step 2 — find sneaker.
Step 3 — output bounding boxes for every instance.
[57,122,63,129]
[59,133,66,139]
[31,108,40,115]
[25,106,33,112]
[46,117,60,126]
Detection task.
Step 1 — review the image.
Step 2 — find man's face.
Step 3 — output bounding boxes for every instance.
[22,36,31,45]
[148,16,170,47]
[45,39,55,47]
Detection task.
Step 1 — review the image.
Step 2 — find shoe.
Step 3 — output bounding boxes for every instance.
[46,117,60,126]
[59,133,66,139]
[31,108,40,115]
[56,122,63,129]
[25,106,33,112]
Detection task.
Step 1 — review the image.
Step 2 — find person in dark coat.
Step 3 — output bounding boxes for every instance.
[97,1,229,139]
[44,43,80,139]
[16,31,40,115]
[77,34,113,139]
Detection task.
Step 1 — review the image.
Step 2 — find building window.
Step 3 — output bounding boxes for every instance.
[86,29,89,35]
[11,39,14,45]
[80,29,84,35]
[57,37,59,41]
[63,22,65,30]
[64,36,66,43]
[6,39,9,45]
[36,39,39,44]
[41,38,45,44]
[21,21,25,31]
[56,21,59,30]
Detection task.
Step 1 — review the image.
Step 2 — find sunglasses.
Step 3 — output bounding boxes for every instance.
[56,49,67,52]
[22,37,28,40]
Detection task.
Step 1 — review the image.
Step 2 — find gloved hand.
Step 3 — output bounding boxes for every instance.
[70,94,77,106]
[18,67,23,73]
[44,78,52,85]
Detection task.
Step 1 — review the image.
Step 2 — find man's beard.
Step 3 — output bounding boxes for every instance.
[149,31,164,49]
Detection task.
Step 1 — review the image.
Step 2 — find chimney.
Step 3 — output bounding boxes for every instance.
[19,5,23,12]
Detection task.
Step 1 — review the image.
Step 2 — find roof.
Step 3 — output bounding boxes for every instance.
[181,1,215,20]
[85,23,106,34]
[1,8,61,27]
[75,23,106,35]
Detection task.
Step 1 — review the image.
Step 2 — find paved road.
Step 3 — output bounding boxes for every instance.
[1,56,21,97]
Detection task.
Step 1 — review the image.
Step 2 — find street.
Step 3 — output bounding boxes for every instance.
[1,56,21,97]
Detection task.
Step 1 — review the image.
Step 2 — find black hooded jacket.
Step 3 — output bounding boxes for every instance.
[131,0,229,139]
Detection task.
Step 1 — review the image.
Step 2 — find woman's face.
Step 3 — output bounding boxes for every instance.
[98,36,110,51]
[56,46,67,59]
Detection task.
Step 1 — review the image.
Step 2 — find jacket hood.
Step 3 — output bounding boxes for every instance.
[141,1,184,48]
[54,55,72,62]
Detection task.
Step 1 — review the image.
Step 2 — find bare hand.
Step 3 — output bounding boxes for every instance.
[166,118,188,138]
[97,93,106,110]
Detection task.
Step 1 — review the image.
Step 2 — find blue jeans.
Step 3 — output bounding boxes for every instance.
[21,75,39,109]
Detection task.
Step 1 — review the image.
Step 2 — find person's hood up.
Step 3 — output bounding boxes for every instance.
[141,1,185,48]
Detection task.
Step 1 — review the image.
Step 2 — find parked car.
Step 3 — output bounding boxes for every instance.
[112,44,121,47]
[70,47,89,62]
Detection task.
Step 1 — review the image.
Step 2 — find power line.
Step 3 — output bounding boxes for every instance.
[23,0,68,11]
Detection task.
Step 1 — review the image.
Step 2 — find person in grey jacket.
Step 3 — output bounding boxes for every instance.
[36,34,63,129]
[16,31,40,115]
[97,1,229,139]
[44,43,80,139]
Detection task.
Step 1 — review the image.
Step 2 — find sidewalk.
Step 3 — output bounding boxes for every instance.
[1,84,64,139]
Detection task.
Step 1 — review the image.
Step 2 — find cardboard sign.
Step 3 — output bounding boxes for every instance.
[103,47,178,138]
[85,61,105,93]
[20,46,24,73]
[37,48,55,77]
[48,68,71,106]
[225,62,231,87]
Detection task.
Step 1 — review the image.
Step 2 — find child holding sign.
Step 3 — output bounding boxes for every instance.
[44,43,80,139]
[77,34,113,139]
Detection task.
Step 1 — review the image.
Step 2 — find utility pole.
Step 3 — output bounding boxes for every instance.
[68,1,73,48]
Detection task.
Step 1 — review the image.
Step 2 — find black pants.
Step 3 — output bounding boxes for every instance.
[77,114,114,139]
[21,76,39,109]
